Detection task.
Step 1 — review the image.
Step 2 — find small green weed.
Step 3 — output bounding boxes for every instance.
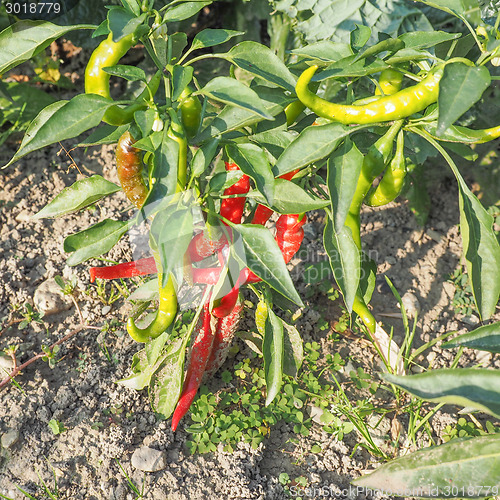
[447,267,477,316]
[48,419,66,435]
[115,459,145,499]
[443,416,500,442]
[185,341,356,454]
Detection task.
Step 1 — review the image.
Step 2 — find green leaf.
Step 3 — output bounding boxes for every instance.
[196,86,295,142]
[127,278,158,301]
[190,138,220,180]
[354,433,500,498]
[350,24,372,51]
[454,168,500,319]
[169,32,188,64]
[117,336,170,390]
[274,122,352,177]
[3,95,118,168]
[151,332,192,419]
[415,0,482,25]
[142,127,179,206]
[78,124,129,147]
[132,130,163,153]
[263,309,284,406]
[353,37,405,62]
[384,369,500,418]
[164,1,213,22]
[108,7,145,39]
[0,21,95,74]
[226,143,274,205]
[248,130,295,161]
[290,41,353,62]
[151,205,193,285]
[121,0,141,16]
[102,64,146,82]
[283,322,303,378]
[198,77,273,120]
[172,65,194,102]
[324,218,360,312]
[319,55,388,79]
[233,224,303,306]
[191,29,244,51]
[327,138,363,231]
[222,41,297,92]
[33,175,120,219]
[209,170,243,193]
[248,178,329,214]
[442,322,500,354]
[398,30,460,50]
[63,219,128,266]
[437,63,491,135]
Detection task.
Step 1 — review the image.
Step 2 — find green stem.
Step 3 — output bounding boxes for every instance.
[183,53,222,66]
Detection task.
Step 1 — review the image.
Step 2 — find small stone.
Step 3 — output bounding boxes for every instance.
[0,352,14,373]
[401,292,420,318]
[33,279,72,317]
[1,429,20,449]
[101,305,111,315]
[131,446,167,472]
[460,315,480,326]
[426,229,442,242]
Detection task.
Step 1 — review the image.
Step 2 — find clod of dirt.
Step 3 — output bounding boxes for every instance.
[33,279,73,317]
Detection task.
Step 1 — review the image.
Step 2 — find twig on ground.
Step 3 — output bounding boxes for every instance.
[0,323,100,390]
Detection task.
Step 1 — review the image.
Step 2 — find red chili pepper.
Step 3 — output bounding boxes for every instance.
[171,301,214,431]
[89,257,157,282]
[251,169,300,225]
[192,267,222,285]
[276,213,307,264]
[187,230,228,263]
[204,301,243,378]
[220,162,250,225]
[212,284,239,318]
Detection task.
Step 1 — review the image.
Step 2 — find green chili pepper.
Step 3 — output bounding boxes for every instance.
[296,65,443,124]
[375,68,404,96]
[179,87,202,138]
[127,271,178,343]
[365,130,406,207]
[343,121,403,334]
[126,110,187,343]
[85,33,162,126]
[284,100,306,126]
[424,122,500,144]
[167,109,188,192]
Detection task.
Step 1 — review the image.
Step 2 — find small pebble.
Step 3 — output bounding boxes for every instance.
[101,305,111,315]
[0,353,14,372]
[1,429,20,449]
[131,446,167,472]
[401,292,420,318]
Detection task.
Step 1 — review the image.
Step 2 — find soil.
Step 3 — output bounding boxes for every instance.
[0,47,499,499]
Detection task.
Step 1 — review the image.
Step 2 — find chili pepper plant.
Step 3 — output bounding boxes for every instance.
[2,0,500,489]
